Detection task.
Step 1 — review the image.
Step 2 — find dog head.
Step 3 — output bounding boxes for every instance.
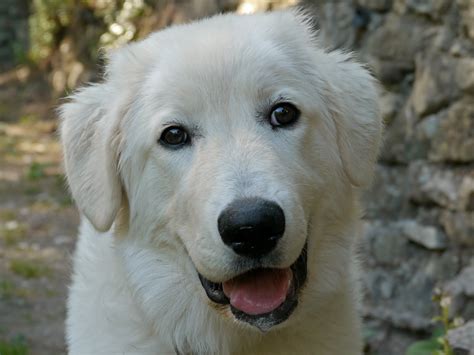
[61,10,382,339]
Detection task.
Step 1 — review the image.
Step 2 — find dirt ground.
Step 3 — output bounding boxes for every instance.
[0,68,78,355]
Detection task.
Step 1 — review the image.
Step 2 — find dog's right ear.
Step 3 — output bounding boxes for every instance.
[60,84,123,232]
[60,39,154,232]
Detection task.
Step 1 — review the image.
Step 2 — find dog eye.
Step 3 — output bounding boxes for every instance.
[159,126,190,148]
[269,103,300,127]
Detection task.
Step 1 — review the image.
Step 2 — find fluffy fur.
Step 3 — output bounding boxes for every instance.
[60,10,382,355]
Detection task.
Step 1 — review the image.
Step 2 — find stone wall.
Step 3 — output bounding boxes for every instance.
[305,0,474,353]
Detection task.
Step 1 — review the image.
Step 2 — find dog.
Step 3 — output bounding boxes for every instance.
[60,9,382,355]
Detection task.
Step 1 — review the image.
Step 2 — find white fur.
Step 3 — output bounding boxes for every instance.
[60,10,382,355]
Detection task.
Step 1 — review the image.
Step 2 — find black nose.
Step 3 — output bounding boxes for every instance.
[217,198,285,258]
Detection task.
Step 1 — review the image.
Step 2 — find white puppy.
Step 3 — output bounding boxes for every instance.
[60,9,382,355]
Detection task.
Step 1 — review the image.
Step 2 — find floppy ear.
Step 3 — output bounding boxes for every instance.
[327,53,383,187]
[60,39,154,231]
[60,84,123,232]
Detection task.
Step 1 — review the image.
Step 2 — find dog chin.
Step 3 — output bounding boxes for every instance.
[197,243,307,331]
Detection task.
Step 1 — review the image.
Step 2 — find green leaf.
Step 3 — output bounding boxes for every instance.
[431,327,445,338]
[0,334,28,355]
[406,339,441,355]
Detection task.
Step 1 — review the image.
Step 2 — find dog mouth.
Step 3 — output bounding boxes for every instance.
[198,243,307,331]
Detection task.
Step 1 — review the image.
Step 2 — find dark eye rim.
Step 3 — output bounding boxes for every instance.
[158,125,191,149]
[268,102,301,128]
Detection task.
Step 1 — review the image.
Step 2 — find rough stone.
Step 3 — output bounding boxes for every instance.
[447,321,474,355]
[363,305,433,330]
[411,53,461,117]
[460,300,474,325]
[408,162,474,210]
[399,271,438,320]
[362,319,391,354]
[429,100,474,162]
[458,0,474,40]
[445,265,474,297]
[357,0,393,11]
[379,108,410,163]
[394,0,451,19]
[380,91,403,124]
[416,207,443,226]
[371,58,414,85]
[411,111,442,159]
[362,222,459,329]
[409,101,474,163]
[449,37,474,58]
[427,252,461,280]
[362,165,409,219]
[372,233,404,264]
[364,269,397,300]
[311,0,474,351]
[317,2,356,49]
[416,112,441,141]
[398,219,448,250]
[366,14,432,62]
[371,329,421,355]
[441,211,474,246]
[383,95,448,162]
[364,221,408,265]
[431,25,458,52]
[455,58,474,93]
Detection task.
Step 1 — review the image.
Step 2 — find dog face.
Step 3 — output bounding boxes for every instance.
[61,11,381,336]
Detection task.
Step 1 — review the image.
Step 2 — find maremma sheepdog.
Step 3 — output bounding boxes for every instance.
[60,9,383,355]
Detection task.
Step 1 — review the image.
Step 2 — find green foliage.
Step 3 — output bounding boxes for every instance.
[0,335,28,355]
[19,114,39,125]
[29,0,75,62]
[26,162,46,180]
[0,210,16,221]
[0,280,32,300]
[406,328,445,355]
[26,163,44,180]
[405,289,463,355]
[10,259,50,279]
[11,42,30,67]
[96,0,150,49]
[1,223,27,246]
[28,0,151,65]
[0,280,15,299]
[406,339,442,355]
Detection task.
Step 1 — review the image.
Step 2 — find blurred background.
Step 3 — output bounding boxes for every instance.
[0,0,473,354]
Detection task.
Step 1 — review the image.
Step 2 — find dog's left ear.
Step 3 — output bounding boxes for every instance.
[327,53,383,187]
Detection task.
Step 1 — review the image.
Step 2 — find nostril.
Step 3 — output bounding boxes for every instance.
[217,197,285,258]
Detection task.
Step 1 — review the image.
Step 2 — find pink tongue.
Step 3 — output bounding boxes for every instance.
[223,268,292,315]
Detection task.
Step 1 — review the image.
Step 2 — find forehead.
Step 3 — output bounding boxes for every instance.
[140,13,316,118]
